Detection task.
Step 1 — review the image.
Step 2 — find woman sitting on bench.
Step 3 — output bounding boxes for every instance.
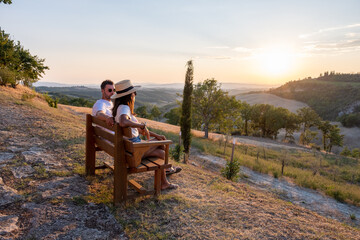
[111,79,178,190]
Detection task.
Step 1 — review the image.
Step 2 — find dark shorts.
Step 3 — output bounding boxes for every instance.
[129,136,141,143]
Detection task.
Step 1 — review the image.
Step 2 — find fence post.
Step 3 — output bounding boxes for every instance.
[230,138,236,163]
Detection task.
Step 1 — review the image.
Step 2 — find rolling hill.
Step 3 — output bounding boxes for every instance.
[268,73,360,120]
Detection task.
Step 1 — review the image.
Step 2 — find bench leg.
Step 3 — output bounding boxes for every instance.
[154,169,161,196]
[86,115,96,176]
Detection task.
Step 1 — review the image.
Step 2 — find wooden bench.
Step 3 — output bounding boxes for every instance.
[85,114,172,205]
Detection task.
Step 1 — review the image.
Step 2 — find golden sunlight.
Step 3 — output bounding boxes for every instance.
[256,47,295,76]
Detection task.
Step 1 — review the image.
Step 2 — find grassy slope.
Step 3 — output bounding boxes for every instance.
[1,85,360,239]
[269,78,360,120]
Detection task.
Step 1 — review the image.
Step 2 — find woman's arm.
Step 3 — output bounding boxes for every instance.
[149,131,166,140]
[119,114,145,128]
[120,114,150,139]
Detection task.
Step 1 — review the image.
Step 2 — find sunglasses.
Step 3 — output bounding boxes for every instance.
[108,88,115,93]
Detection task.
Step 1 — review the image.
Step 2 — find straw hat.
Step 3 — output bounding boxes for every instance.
[111,79,138,100]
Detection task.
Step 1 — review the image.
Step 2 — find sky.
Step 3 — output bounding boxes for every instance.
[1,0,360,86]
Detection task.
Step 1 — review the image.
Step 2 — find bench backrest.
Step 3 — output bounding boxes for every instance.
[87,114,142,168]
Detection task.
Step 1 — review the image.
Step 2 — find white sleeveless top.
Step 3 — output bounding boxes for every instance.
[115,105,139,138]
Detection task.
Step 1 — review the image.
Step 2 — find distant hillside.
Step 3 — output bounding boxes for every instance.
[235,93,308,113]
[269,73,360,120]
[35,86,180,109]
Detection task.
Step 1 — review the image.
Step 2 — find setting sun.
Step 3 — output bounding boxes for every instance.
[257,47,296,76]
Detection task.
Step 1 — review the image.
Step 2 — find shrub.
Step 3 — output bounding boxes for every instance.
[21,93,36,101]
[170,144,184,162]
[221,157,241,181]
[340,147,352,157]
[352,148,360,159]
[326,188,345,202]
[42,92,58,108]
[0,67,16,87]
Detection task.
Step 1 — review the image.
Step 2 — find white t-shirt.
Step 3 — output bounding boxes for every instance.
[92,99,113,117]
[115,105,139,138]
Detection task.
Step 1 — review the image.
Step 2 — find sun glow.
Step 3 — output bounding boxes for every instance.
[256,47,296,76]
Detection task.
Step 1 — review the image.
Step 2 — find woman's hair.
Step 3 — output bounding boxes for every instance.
[112,92,136,118]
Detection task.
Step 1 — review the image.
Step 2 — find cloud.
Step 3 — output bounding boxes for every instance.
[299,23,360,56]
[233,47,253,53]
[299,23,360,39]
[205,46,230,49]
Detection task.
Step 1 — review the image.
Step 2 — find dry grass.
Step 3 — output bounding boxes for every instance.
[1,85,360,239]
[114,163,359,239]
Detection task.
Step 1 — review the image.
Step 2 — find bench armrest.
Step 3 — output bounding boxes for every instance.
[132,139,173,147]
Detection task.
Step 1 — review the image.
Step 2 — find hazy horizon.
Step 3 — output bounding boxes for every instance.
[34,80,280,90]
[1,1,360,86]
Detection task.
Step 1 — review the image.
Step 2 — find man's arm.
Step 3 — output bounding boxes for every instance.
[95,111,114,126]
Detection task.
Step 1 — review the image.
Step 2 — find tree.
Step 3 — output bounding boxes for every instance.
[180,60,193,163]
[283,111,301,143]
[318,120,332,151]
[150,105,161,120]
[297,107,321,138]
[218,96,242,153]
[192,78,226,138]
[0,29,49,87]
[318,121,343,152]
[250,104,279,138]
[0,0,12,4]
[135,105,148,118]
[240,101,252,136]
[327,124,344,153]
[164,107,181,125]
[299,129,318,146]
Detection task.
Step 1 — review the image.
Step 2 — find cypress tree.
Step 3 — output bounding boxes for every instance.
[180,60,193,163]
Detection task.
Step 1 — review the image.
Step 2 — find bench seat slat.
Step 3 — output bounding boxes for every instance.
[140,159,160,171]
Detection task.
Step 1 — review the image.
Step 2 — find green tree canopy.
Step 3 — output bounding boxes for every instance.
[0,28,49,87]
[240,101,252,136]
[135,105,148,118]
[149,105,161,120]
[0,0,12,4]
[164,107,181,125]
[297,107,321,132]
[192,78,226,138]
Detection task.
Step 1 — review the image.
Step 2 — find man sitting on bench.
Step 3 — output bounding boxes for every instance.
[92,80,181,187]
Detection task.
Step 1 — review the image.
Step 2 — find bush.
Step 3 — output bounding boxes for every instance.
[170,144,184,162]
[326,188,345,202]
[340,147,352,157]
[352,148,360,159]
[21,92,36,101]
[43,92,58,108]
[221,157,241,181]
[339,113,360,128]
[0,67,16,87]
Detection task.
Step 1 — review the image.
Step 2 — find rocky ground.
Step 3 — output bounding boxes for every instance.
[0,86,127,239]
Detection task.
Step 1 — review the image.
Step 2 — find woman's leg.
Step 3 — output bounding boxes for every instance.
[142,147,173,189]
